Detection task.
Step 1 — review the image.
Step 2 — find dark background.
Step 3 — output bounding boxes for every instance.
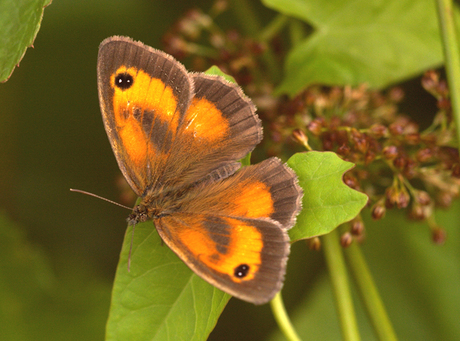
[1,1,454,340]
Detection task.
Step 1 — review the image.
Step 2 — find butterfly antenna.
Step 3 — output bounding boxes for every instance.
[70,188,133,210]
[71,188,138,272]
[70,188,136,272]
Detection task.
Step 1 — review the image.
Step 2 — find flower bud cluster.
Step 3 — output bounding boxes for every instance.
[163,6,268,89]
[290,72,455,242]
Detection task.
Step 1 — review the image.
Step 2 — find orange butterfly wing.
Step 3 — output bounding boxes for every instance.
[97,36,262,196]
[155,158,302,304]
[97,36,303,304]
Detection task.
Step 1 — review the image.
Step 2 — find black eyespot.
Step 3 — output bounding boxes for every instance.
[234,264,250,278]
[114,72,133,90]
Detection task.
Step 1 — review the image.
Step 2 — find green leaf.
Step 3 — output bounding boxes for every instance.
[287,151,368,241]
[240,152,252,166]
[0,0,52,82]
[204,65,237,83]
[106,221,230,341]
[263,0,451,95]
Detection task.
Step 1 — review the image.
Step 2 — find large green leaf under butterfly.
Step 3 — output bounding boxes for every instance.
[105,221,230,341]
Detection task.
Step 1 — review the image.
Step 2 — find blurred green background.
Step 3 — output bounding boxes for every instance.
[1,0,459,340]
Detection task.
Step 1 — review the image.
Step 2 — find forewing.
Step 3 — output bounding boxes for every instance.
[153,73,263,192]
[97,36,193,195]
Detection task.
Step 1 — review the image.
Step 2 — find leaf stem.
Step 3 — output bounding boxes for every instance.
[259,14,288,42]
[230,0,281,82]
[435,0,460,150]
[270,292,301,341]
[322,229,361,341]
[344,242,398,341]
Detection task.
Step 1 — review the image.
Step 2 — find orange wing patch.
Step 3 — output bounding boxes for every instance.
[110,66,180,168]
[184,97,229,142]
[176,216,262,282]
[232,180,274,219]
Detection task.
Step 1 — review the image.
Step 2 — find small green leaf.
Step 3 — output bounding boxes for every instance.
[240,152,252,166]
[106,221,230,341]
[287,151,368,241]
[263,0,453,95]
[0,0,52,82]
[205,65,237,83]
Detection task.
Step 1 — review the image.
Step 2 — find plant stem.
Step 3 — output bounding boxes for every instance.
[435,0,460,149]
[322,229,361,341]
[230,0,281,82]
[259,14,288,42]
[344,242,398,341]
[230,0,261,38]
[270,292,302,341]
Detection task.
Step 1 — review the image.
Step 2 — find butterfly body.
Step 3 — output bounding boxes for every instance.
[97,36,302,304]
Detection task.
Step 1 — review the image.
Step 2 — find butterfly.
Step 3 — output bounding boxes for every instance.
[97,36,302,304]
